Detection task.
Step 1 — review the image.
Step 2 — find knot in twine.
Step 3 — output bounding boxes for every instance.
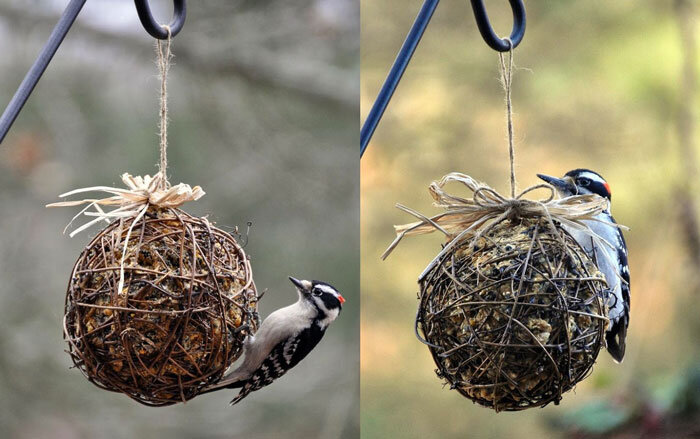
[382,172,623,281]
[470,184,553,221]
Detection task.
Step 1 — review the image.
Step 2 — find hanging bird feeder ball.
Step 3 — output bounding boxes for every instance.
[417,217,608,411]
[63,207,258,406]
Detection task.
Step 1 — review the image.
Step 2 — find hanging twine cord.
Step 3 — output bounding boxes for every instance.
[500,39,516,198]
[47,29,204,296]
[157,26,172,189]
[382,45,627,279]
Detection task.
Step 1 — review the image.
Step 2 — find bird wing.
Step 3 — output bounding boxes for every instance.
[230,324,326,405]
[605,221,630,363]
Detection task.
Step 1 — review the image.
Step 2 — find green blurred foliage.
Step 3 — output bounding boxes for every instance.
[362,1,700,438]
[0,1,358,438]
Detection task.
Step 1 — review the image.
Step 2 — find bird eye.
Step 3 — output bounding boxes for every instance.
[312,289,322,296]
[577,178,591,187]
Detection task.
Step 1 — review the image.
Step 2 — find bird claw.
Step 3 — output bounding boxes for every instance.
[247,309,261,328]
[234,324,250,334]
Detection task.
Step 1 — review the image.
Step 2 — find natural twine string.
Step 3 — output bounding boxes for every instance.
[156,26,172,190]
[500,39,516,198]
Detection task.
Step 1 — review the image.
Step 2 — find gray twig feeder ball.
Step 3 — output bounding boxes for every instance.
[416,217,608,411]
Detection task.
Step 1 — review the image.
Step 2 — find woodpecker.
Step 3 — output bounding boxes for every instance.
[537,169,629,363]
[201,276,345,405]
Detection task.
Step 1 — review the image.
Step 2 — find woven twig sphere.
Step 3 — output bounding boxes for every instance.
[417,218,608,411]
[63,208,258,406]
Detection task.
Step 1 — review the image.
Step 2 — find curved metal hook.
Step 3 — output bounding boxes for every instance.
[134,0,187,40]
[470,0,526,52]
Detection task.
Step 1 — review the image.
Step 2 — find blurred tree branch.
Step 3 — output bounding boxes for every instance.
[674,0,700,268]
[0,2,357,109]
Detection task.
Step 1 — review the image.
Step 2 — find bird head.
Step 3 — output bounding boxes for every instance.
[537,169,612,202]
[289,276,345,319]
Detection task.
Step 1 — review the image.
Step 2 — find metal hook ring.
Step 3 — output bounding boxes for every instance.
[134,0,187,40]
[470,0,526,52]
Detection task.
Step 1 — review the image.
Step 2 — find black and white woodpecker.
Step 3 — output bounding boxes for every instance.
[201,277,345,405]
[537,169,630,363]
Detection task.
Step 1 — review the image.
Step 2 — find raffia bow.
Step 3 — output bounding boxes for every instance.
[381,172,625,281]
[47,172,204,237]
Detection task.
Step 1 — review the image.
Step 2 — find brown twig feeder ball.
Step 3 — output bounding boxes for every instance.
[383,173,612,412]
[63,206,258,406]
[49,172,259,406]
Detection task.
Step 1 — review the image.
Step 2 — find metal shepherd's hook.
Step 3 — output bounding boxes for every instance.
[360,0,526,157]
[0,0,187,144]
[134,0,187,40]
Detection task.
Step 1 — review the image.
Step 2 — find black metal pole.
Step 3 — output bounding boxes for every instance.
[0,0,87,144]
[360,0,439,158]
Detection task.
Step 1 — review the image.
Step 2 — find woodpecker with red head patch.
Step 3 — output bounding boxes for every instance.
[537,169,629,363]
[201,277,345,404]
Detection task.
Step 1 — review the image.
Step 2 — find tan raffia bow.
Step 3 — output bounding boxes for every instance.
[47,172,205,237]
[381,172,626,281]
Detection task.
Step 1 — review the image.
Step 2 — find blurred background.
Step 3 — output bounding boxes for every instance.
[362,0,700,438]
[0,1,358,438]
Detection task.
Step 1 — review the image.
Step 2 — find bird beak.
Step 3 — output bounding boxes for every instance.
[537,174,575,192]
[289,276,304,289]
[289,276,311,293]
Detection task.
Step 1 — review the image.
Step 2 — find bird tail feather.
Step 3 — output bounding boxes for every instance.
[199,375,246,395]
[606,318,627,363]
[229,387,252,405]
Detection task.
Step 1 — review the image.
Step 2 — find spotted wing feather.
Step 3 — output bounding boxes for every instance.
[230,325,325,405]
